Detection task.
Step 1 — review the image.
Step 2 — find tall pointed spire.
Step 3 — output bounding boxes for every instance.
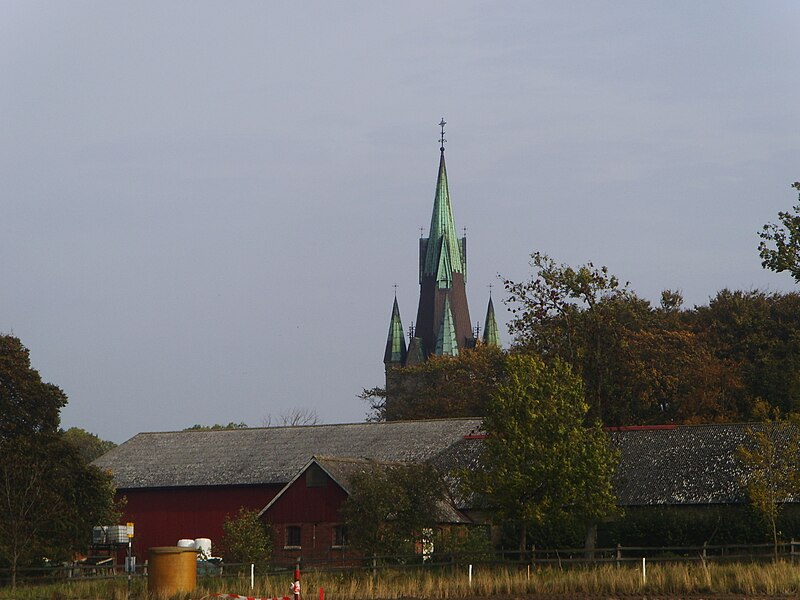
[413,119,474,358]
[384,297,407,365]
[482,295,501,347]
[422,146,465,278]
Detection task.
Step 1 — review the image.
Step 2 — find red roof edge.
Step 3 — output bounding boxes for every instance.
[604,424,678,432]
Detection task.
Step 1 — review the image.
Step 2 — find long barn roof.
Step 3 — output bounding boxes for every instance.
[94,420,792,507]
[93,418,482,489]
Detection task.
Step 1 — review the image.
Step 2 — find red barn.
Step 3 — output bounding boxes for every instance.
[93,418,482,562]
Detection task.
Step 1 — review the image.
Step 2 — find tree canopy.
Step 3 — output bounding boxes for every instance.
[0,335,67,439]
[759,182,800,282]
[364,345,506,421]
[0,335,117,587]
[184,422,248,431]
[463,353,618,553]
[342,462,446,561]
[501,254,790,426]
[737,405,800,559]
[62,427,117,463]
[219,507,272,568]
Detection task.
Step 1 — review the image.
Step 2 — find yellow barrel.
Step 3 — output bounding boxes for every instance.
[148,546,197,597]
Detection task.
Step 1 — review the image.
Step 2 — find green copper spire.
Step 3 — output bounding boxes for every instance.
[384,297,407,364]
[436,236,454,288]
[482,295,501,347]
[435,295,459,356]
[421,131,465,284]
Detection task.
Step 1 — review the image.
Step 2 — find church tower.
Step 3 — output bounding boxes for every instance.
[383,119,489,381]
[382,120,501,414]
[411,119,475,359]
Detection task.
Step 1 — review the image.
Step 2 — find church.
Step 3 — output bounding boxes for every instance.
[383,120,500,396]
[93,125,800,564]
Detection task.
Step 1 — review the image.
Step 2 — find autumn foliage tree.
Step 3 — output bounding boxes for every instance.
[363,344,506,421]
[503,253,749,426]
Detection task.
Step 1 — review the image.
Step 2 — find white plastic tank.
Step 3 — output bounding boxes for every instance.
[194,538,212,560]
[177,538,195,549]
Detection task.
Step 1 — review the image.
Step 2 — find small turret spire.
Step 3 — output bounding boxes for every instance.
[384,296,407,364]
[482,293,501,348]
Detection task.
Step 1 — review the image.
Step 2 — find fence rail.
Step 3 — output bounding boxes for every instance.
[3,541,800,587]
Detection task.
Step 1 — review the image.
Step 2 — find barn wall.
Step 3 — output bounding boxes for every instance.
[120,484,281,558]
[264,468,356,565]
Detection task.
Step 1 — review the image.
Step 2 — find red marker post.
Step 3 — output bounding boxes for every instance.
[291,564,301,600]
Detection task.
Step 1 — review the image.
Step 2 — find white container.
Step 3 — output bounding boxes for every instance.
[177,538,195,548]
[93,525,129,545]
[194,538,212,560]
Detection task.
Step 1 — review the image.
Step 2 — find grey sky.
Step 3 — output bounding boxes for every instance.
[2,2,798,442]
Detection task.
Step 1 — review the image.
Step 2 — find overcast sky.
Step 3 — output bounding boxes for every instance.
[2,2,799,443]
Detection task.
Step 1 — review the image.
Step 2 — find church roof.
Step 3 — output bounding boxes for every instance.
[421,150,464,281]
[482,296,501,347]
[93,418,482,489]
[435,295,459,356]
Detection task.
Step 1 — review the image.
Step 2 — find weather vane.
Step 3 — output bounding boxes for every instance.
[439,117,447,151]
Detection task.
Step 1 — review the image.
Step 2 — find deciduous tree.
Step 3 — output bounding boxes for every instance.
[463,353,618,556]
[737,406,800,559]
[219,507,272,568]
[342,463,446,562]
[184,422,248,431]
[0,335,117,587]
[62,427,117,463]
[504,254,748,426]
[693,289,800,416]
[0,335,66,439]
[759,182,800,283]
[367,345,506,421]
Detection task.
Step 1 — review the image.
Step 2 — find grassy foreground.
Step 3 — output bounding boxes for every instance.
[3,561,800,599]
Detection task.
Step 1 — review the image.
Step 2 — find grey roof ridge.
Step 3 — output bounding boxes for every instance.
[608,421,764,430]
[132,416,482,435]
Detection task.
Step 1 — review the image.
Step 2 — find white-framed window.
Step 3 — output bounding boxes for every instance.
[285,525,301,548]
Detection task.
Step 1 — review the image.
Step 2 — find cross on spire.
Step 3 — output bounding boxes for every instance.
[439,117,447,151]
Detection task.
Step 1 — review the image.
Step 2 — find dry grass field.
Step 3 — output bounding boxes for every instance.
[2,561,800,600]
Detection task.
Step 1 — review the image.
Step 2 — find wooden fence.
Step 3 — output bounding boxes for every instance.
[4,540,800,587]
